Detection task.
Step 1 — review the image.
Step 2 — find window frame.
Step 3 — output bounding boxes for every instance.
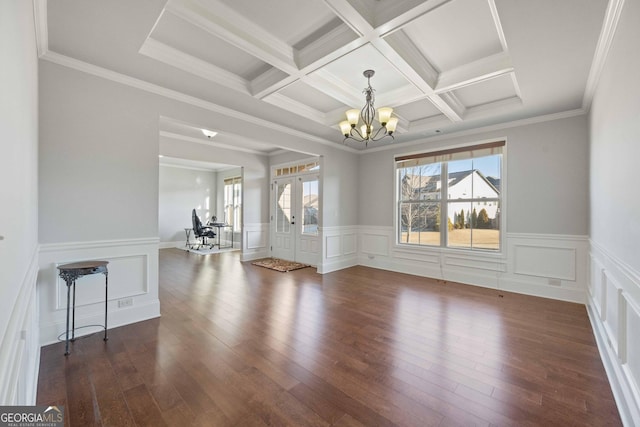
[223,176,242,233]
[394,140,506,254]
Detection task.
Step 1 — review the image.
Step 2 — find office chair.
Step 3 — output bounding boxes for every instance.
[191,209,216,249]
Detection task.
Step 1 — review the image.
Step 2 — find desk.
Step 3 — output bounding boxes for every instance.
[57,260,109,355]
[184,227,193,249]
[208,223,233,249]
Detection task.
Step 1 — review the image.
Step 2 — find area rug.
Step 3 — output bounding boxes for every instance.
[252,258,310,272]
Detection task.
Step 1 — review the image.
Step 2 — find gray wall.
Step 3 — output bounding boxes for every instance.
[359,114,589,235]
[158,165,217,244]
[39,62,159,243]
[589,0,640,271]
[159,138,268,227]
[39,58,360,250]
[0,1,40,404]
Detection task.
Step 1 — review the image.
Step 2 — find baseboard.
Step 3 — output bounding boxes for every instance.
[159,240,183,249]
[39,300,160,347]
[241,249,269,262]
[317,255,358,274]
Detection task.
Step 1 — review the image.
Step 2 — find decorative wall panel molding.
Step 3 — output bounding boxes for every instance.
[241,223,269,261]
[513,245,576,280]
[38,238,160,346]
[0,248,40,405]
[588,240,640,426]
[317,226,358,274]
[356,228,587,302]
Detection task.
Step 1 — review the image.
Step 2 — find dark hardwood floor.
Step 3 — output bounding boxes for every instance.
[37,248,622,426]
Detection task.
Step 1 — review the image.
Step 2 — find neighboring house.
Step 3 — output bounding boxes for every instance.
[403,169,500,225]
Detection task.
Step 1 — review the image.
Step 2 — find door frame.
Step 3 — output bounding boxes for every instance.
[269,157,321,265]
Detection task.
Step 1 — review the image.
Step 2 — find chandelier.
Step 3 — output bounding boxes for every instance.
[339,70,399,145]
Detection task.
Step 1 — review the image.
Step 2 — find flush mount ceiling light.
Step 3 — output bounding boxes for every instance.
[339,70,399,146]
[201,129,217,139]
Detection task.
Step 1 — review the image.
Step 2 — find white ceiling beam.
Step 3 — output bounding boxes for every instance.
[139,38,250,95]
[166,0,298,74]
[250,68,296,99]
[319,1,463,123]
[462,96,523,121]
[321,0,373,37]
[382,30,438,88]
[262,93,327,125]
[371,39,462,122]
[295,24,360,70]
[374,0,453,37]
[435,52,514,94]
[437,92,466,118]
[304,69,364,108]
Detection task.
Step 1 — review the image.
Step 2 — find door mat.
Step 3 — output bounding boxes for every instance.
[252,258,310,272]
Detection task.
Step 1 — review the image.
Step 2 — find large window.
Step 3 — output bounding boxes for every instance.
[224,176,242,232]
[396,141,503,251]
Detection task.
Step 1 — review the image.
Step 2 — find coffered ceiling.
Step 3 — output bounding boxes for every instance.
[40,0,612,153]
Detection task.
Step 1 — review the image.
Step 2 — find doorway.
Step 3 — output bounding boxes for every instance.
[271,171,319,265]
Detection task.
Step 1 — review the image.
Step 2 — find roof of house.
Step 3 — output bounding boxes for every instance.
[402,169,500,195]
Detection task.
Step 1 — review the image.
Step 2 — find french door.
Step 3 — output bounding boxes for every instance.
[271,175,319,265]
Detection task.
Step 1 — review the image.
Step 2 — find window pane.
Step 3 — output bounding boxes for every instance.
[396,148,502,252]
[473,155,501,195]
[301,179,319,235]
[471,201,500,250]
[447,202,471,248]
[398,163,441,202]
[276,182,291,233]
[399,202,440,245]
[448,159,473,199]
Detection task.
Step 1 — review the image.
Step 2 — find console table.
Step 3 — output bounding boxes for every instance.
[57,260,109,355]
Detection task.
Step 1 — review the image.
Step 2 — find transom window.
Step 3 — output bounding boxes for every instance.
[396,141,504,251]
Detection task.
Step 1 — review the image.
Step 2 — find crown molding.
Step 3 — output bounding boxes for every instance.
[488,0,509,52]
[32,0,48,58]
[463,96,523,121]
[40,51,357,152]
[160,131,265,155]
[159,161,223,173]
[364,108,587,154]
[582,0,626,111]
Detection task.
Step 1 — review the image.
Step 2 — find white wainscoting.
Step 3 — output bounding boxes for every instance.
[502,233,588,302]
[588,241,640,426]
[0,247,40,405]
[356,228,588,303]
[241,223,269,261]
[38,238,160,346]
[317,226,358,274]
